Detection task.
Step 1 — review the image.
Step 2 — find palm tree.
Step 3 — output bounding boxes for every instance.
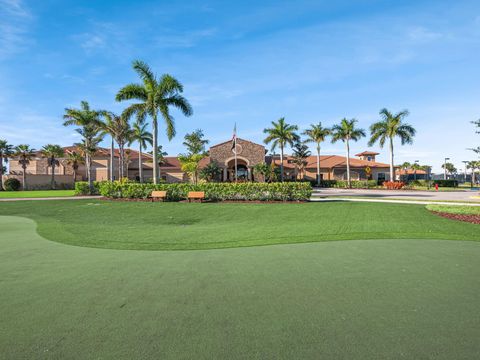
[467,161,480,186]
[63,101,103,193]
[441,162,457,179]
[263,117,299,181]
[13,145,35,190]
[331,118,366,188]
[292,142,311,180]
[65,151,84,184]
[116,60,193,184]
[399,161,411,182]
[410,162,422,181]
[368,108,415,181]
[303,123,331,186]
[74,127,103,188]
[41,144,64,189]
[129,120,153,182]
[100,111,132,179]
[183,129,209,155]
[0,140,13,189]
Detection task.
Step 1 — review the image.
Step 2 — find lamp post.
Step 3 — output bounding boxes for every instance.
[444,157,450,180]
[462,161,469,184]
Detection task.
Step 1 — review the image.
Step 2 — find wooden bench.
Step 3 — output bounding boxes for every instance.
[150,190,167,202]
[187,191,205,203]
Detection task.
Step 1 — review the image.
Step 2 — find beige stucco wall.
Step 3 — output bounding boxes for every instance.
[2,174,75,190]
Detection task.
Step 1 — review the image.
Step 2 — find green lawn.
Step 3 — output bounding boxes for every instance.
[0,214,479,359]
[0,189,75,198]
[427,204,480,215]
[0,200,479,250]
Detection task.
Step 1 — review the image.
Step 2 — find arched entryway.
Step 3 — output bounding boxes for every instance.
[224,157,252,181]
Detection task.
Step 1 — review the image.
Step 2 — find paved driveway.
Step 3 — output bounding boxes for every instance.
[312,188,480,202]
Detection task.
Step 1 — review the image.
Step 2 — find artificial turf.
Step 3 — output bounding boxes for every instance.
[0,200,479,250]
[0,189,75,198]
[0,215,479,359]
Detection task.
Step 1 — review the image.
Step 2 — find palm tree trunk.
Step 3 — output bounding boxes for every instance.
[86,154,93,194]
[110,137,114,181]
[316,144,321,187]
[346,140,351,188]
[0,156,3,190]
[51,157,56,190]
[119,145,124,179]
[389,137,395,181]
[73,167,77,184]
[280,145,284,182]
[138,144,143,183]
[152,112,159,184]
[22,164,27,191]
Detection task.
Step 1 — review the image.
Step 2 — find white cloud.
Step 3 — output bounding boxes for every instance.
[407,26,443,42]
[0,0,32,59]
[155,28,217,48]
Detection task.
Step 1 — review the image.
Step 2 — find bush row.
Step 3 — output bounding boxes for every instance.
[432,180,458,188]
[74,181,103,195]
[319,180,379,188]
[82,181,313,201]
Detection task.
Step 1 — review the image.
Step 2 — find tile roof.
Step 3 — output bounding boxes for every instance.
[266,155,391,169]
[355,151,379,156]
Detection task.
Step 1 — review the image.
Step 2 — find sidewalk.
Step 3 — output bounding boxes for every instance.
[0,196,102,202]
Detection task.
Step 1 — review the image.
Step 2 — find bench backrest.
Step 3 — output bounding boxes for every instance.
[151,190,167,198]
[188,191,205,198]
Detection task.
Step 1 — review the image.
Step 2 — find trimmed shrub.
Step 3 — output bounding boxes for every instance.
[4,178,21,191]
[74,181,102,195]
[98,181,312,201]
[319,180,378,188]
[432,180,458,188]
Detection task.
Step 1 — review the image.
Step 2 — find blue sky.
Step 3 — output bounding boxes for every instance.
[1,0,479,173]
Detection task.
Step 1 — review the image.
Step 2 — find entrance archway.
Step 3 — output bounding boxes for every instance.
[225,158,250,181]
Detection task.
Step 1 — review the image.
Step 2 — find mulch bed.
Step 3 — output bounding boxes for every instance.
[430,211,480,224]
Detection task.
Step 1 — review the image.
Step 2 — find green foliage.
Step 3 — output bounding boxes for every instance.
[432,180,458,188]
[74,181,102,195]
[426,204,480,216]
[320,180,378,188]
[183,129,209,155]
[98,181,312,201]
[4,178,21,191]
[199,161,222,182]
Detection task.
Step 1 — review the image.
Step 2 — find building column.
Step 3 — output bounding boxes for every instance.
[223,167,227,182]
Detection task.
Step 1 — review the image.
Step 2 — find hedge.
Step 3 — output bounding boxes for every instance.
[319,180,378,188]
[432,180,458,188]
[97,181,312,201]
[3,178,21,191]
[74,181,103,195]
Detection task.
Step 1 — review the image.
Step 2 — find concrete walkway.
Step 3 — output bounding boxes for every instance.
[310,197,480,206]
[0,196,102,202]
[311,188,480,203]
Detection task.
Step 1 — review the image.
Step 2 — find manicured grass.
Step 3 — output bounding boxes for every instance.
[427,204,480,215]
[0,189,75,198]
[0,200,479,250]
[0,215,479,359]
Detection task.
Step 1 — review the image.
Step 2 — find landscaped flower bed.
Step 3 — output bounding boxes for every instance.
[75,181,312,201]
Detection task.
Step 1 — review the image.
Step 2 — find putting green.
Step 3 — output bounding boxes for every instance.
[1,215,479,359]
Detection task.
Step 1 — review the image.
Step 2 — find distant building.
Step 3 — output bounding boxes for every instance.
[4,138,396,188]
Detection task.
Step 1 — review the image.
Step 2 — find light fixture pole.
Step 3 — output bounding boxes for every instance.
[462,161,469,184]
[444,157,450,180]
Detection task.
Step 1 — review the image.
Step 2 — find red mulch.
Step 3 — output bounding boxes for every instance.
[431,211,480,224]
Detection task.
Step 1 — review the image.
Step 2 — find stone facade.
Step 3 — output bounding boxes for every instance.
[209,138,266,181]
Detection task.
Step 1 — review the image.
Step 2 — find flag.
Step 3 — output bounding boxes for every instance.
[231,123,237,152]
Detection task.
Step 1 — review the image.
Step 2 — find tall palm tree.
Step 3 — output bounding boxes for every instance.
[100,111,132,179]
[0,140,13,189]
[116,60,193,184]
[368,108,415,181]
[183,129,209,155]
[65,151,84,184]
[41,144,64,189]
[303,123,331,186]
[331,118,366,188]
[13,144,35,190]
[263,117,299,181]
[129,120,153,182]
[74,127,103,189]
[63,101,103,193]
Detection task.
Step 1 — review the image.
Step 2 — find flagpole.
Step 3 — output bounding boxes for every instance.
[234,123,237,183]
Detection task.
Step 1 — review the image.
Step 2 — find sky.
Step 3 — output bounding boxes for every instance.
[0,0,479,173]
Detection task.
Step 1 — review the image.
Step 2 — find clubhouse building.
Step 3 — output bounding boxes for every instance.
[5,138,394,188]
